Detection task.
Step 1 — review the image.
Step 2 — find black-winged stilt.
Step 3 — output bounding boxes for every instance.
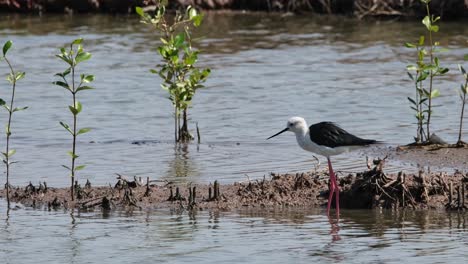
[267,116,378,216]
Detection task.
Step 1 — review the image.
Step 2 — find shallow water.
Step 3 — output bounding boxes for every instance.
[0,13,467,186]
[0,199,467,263]
[1,13,468,263]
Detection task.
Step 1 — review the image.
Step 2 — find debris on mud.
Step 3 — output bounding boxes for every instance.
[1,161,466,212]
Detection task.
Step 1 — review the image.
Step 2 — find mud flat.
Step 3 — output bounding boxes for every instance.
[1,159,466,212]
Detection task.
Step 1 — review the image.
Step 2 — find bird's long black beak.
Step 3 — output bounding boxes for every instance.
[267,128,289,140]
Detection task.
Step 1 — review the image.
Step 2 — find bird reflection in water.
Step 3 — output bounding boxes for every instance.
[328,215,341,242]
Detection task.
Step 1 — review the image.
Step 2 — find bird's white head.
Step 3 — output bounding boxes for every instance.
[286,116,307,134]
[267,116,308,139]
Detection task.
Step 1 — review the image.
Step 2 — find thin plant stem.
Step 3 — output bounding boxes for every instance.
[418,75,425,142]
[459,79,468,143]
[70,49,76,202]
[425,3,434,140]
[3,56,16,209]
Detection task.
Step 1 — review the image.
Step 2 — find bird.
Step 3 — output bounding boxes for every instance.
[267,116,378,217]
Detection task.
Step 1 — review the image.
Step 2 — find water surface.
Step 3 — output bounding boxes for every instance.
[0,200,467,263]
[0,13,467,186]
[1,13,468,261]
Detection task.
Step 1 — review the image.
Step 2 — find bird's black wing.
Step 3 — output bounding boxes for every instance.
[309,122,376,148]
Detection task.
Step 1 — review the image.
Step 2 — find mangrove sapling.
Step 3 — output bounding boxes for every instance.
[405,0,449,144]
[457,64,468,145]
[0,40,28,209]
[406,37,427,143]
[53,38,94,201]
[136,1,211,143]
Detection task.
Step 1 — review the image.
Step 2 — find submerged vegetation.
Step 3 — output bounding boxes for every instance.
[53,38,94,201]
[136,0,211,143]
[0,40,27,209]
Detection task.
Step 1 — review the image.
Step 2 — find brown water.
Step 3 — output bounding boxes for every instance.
[0,12,468,263]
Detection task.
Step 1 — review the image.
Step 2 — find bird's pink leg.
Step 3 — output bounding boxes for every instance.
[326,157,336,216]
[327,158,340,217]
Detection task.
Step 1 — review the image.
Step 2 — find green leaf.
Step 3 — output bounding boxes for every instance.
[53,81,71,91]
[82,74,95,83]
[188,6,198,19]
[15,72,25,81]
[405,42,416,48]
[77,128,91,135]
[5,125,10,136]
[430,89,440,98]
[67,151,79,159]
[464,54,468,61]
[76,86,94,92]
[461,84,468,95]
[407,72,414,80]
[406,65,417,71]
[418,36,425,46]
[438,68,449,75]
[63,68,71,77]
[75,165,86,171]
[12,106,28,112]
[0,98,5,106]
[56,54,72,65]
[6,73,14,84]
[75,52,92,64]
[407,97,417,105]
[3,40,12,56]
[69,106,78,115]
[60,121,73,135]
[75,101,82,114]
[174,33,185,48]
[7,149,16,157]
[192,15,203,27]
[422,16,431,31]
[62,165,72,171]
[417,71,429,82]
[459,64,466,75]
[72,38,83,45]
[135,6,145,17]
[430,25,439,32]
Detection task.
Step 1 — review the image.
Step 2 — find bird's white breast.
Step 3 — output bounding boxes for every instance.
[295,131,352,157]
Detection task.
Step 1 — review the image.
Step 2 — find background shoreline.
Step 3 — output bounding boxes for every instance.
[0,0,467,19]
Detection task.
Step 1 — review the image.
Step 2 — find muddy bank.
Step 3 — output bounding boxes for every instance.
[0,0,466,19]
[379,145,468,171]
[2,161,467,212]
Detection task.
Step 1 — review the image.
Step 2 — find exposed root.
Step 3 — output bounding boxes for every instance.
[2,165,466,212]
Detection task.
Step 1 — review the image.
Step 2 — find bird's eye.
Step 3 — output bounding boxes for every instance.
[289,123,293,127]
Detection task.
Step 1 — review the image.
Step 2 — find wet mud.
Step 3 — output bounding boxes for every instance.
[2,159,466,212]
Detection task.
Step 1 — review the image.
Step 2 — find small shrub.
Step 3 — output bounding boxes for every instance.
[0,40,28,209]
[53,38,94,201]
[136,1,211,142]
